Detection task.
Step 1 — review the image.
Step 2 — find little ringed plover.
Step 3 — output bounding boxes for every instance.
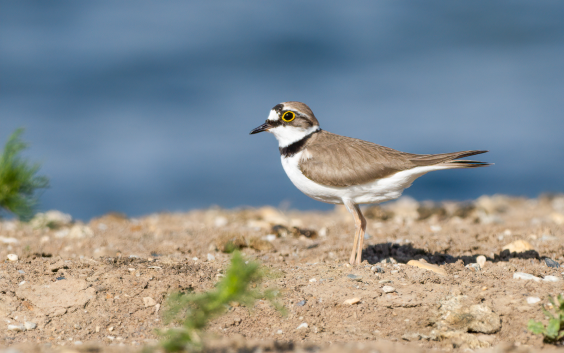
[250,101,491,265]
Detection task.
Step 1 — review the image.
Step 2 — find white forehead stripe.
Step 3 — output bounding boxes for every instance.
[267,109,279,121]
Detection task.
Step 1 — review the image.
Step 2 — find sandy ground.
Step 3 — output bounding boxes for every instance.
[1,194,563,353]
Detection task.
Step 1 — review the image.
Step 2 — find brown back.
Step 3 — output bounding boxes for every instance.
[299,130,487,187]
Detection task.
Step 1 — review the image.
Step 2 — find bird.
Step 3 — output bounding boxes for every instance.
[250,101,490,265]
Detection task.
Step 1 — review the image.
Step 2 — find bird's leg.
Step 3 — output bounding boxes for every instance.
[344,200,362,265]
[354,204,367,265]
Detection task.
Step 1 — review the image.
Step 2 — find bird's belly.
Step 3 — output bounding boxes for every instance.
[281,153,446,205]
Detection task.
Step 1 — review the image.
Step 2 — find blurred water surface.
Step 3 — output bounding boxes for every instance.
[1,1,563,220]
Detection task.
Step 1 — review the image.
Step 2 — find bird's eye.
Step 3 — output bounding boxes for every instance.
[281,111,295,122]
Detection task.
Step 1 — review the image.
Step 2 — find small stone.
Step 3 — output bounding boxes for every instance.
[8,324,25,331]
[214,216,228,227]
[543,275,560,282]
[544,258,560,268]
[382,286,396,293]
[0,236,18,244]
[371,266,384,273]
[502,240,534,253]
[513,272,541,282]
[381,257,397,264]
[96,326,100,333]
[407,260,447,276]
[343,297,361,305]
[143,297,157,307]
[379,279,392,284]
[7,254,18,261]
[296,322,308,330]
[264,234,277,242]
[476,255,486,268]
[207,253,215,262]
[309,278,316,282]
[526,297,541,304]
[24,322,37,330]
[296,300,306,307]
[347,274,363,282]
[391,270,399,274]
[277,329,283,334]
[466,263,481,271]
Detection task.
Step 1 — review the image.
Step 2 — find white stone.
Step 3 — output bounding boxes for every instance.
[526,297,541,304]
[296,322,308,330]
[382,286,396,293]
[143,297,157,307]
[8,324,24,331]
[264,234,277,242]
[513,272,541,282]
[207,253,215,262]
[24,322,37,330]
[214,216,228,227]
[476,255,486,268]
[343,297,361,305]
[0,236,19,244]
[309,278,316,282]
[7,254,18,261]
[318,227,327,237]
[543,275,560,282]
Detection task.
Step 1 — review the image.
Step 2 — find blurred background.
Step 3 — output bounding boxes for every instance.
[1,0,563,220]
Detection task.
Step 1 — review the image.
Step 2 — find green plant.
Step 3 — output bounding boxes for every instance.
[0,128,49,221]
[157,251,283,352]
[527,294,564,344]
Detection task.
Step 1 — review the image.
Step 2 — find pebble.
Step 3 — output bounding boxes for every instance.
[24,322,37,330]
[207,253,215,262]
[526,297,541,304]
[502,240,534,253]
[544,258,560,268]
[296,323,308,330]
[476,255,486,268]
[143,297,157,307]
[407,259,447,276]
[347,274,363,282]
[0,236,19,244]
[379,279,392,284]
[371,266,384,273]
[296,300,306,307]
[466,263,481,271]
[543,275,560,282]
[390,270,399,274]
[309,278,316,283]
[382,286,396,293]
[277,329,283,334]
[7,254,18,261]
[264,234,277,242]
[513,272,541,282]
[343,297,361,305]
[7,324,25,331]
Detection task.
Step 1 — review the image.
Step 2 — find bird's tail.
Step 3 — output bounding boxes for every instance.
[410,150,492,168]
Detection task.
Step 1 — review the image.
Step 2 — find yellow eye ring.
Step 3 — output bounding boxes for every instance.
[281,111,295,122]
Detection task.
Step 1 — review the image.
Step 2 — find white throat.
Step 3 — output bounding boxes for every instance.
[266,110,319,148]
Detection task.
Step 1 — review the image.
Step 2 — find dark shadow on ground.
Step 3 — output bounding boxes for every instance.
[361,242,545,266]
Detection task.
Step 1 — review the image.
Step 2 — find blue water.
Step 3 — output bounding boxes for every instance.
[1,1,563,220]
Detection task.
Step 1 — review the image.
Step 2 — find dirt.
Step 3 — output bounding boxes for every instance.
[1,194,563,353]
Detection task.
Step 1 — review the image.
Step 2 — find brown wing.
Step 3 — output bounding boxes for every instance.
[299,130,488,187]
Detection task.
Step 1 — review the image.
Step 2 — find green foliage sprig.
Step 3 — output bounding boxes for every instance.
[157,251,283,352]
[527,294,564,344]
[0,128,49,221]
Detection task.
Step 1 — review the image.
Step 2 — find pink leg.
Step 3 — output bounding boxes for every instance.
[354,204,367,265]
[344,200,363,265]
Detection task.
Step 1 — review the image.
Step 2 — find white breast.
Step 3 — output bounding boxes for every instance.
[281,151,449,205]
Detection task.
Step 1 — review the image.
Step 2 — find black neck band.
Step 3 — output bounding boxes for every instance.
[279,129,320,158]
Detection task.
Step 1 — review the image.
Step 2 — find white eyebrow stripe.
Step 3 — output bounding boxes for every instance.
[267,109,279,121]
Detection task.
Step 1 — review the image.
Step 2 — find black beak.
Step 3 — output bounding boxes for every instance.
[249,122,271,135]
